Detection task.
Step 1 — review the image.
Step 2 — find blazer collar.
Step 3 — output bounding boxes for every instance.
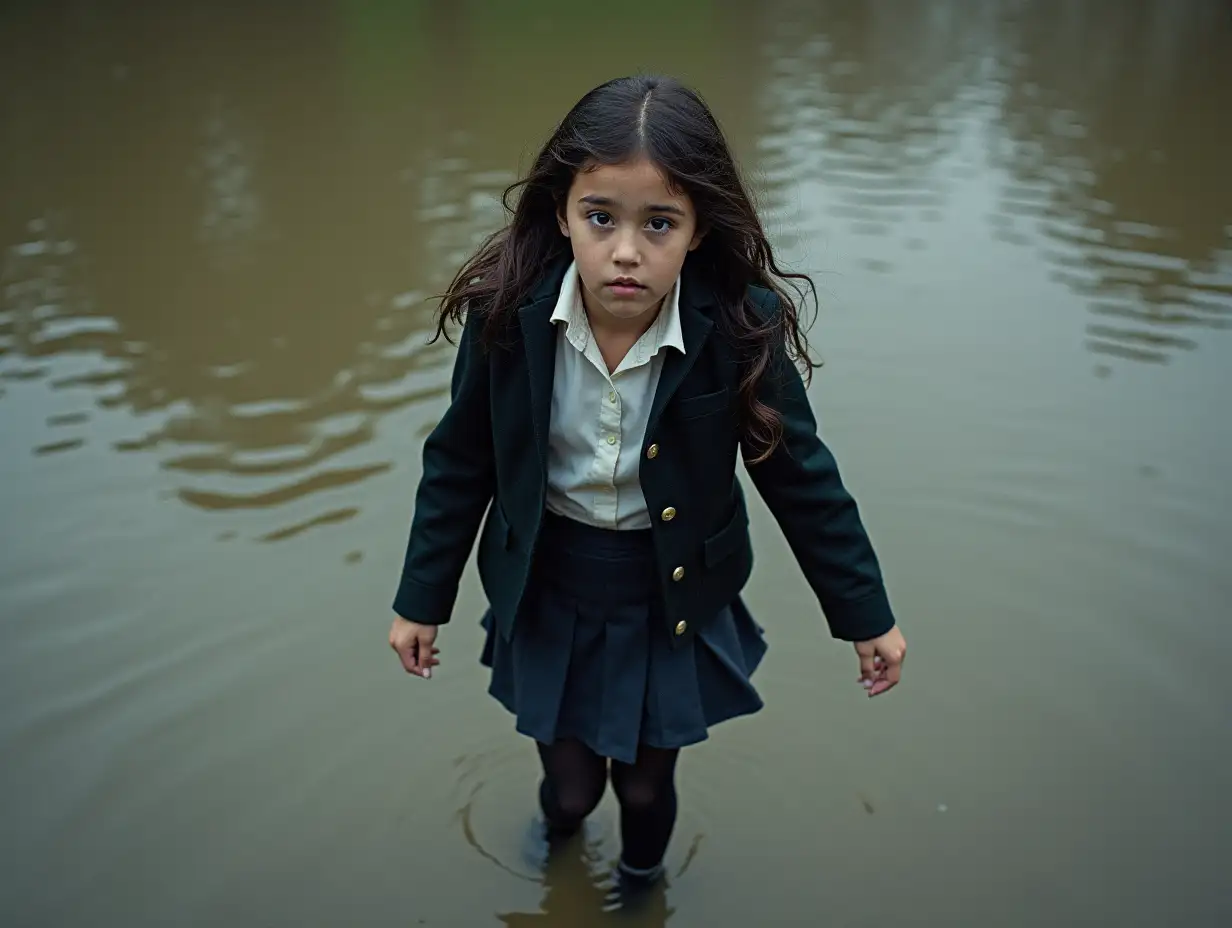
[518,252,719,468]
[518,267,563,471]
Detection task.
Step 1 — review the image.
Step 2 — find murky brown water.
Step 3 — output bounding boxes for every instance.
[2,2,1230,925]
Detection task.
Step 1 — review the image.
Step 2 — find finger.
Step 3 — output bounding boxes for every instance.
[416,631,434,679]
[867,678,897,697]
[396,643,419,675]
[857,651,877,689]
[868,649,903,695]
[856,649,877,677]
[883,656,903,687]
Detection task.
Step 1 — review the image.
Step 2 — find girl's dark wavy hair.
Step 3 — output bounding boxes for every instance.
[432,74,818,463]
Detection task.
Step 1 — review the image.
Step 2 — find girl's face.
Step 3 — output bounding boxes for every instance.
[557,157,704,330]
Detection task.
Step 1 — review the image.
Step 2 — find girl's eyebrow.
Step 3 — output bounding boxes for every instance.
[578,194,686,217]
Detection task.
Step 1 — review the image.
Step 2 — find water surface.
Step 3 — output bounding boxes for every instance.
[2,2,1230,925]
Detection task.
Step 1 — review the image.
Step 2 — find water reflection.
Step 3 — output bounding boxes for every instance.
[494,848,673,927]
[993,0,1232,367]
[1,0,1229,548]
[0,2,506,543]
[752,0,1230,368]
[754,0,1013,287]
[756,0,995,257]
[195,93,265,265]
[0,3,1230,927]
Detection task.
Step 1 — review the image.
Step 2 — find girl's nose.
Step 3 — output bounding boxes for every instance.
[611,229,641,266]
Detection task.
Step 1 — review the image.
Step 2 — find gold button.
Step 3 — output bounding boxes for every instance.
[671,566,685,582]
[661,506,676,522]
[606,434,617,446]
[675,620,688,636]
[609,391,617,403]
[646,444,659,459]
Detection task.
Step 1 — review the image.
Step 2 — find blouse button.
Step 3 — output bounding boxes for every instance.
[671,566,685,582]
[606,435,617,446]
[661,507,676,522]
[646,443,659,459]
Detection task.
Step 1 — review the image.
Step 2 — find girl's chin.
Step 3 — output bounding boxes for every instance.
[597,300,658,323]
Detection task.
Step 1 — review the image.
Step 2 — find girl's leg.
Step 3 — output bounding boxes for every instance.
[536,738,608,834]
[610,745,680,874]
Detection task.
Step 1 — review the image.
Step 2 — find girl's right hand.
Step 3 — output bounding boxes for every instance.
[389,616,440,679]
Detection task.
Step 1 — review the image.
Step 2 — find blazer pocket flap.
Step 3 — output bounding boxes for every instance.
[704,506,749,568]
[677,387,730,420]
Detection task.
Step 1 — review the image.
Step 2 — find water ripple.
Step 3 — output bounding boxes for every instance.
[992,0,1232,370]
[0,184,460,538]
[177,463,392,512]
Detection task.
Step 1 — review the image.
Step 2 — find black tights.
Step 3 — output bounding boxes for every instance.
[536,739,679,872]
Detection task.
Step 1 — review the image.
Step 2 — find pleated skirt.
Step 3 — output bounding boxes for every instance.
[480,510,767,765]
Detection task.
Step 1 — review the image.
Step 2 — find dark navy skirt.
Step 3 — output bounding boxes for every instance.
[479,511,767,765]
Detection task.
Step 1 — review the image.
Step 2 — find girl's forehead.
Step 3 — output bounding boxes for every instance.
[570,158,692,210]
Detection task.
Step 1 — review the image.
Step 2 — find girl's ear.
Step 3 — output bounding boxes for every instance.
[688,223,708,252]
[557,205,570,238]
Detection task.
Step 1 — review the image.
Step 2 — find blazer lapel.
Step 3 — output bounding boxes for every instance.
[518,257,569,469]
[519,255,717,463]
[518,296,556,468]
[647,294,715,437]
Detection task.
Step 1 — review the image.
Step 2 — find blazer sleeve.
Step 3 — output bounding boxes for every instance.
[740,291,897,642]
[393,311,496,624]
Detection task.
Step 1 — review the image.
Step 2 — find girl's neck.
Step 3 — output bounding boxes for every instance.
[581,290,665,374]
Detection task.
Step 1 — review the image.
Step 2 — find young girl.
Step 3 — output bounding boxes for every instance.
[388,74,907,898]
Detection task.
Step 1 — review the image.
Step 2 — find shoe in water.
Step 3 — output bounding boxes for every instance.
[520,814,581,872]
[600,860,669,918]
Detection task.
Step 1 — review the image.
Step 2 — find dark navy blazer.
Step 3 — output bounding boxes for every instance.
[393,257,897,648]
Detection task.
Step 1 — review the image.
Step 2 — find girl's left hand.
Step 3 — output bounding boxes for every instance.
[854,627,907,697]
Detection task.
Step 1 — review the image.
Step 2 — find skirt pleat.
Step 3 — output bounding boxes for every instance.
[480,511,766,765]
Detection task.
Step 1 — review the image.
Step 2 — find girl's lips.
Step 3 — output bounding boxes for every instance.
[607,281,646,297]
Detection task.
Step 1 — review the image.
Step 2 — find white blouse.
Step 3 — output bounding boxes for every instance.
[544,262,685,531]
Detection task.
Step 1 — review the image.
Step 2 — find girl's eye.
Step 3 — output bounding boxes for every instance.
[586,211,614,228]
[647,216,675,234]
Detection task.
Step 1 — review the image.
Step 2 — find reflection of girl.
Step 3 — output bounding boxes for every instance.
[388,75,907,904]
[496,840,670,925]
